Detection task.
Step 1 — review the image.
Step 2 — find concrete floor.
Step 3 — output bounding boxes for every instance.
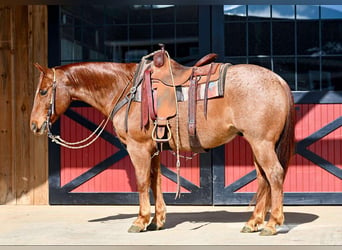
[0,205,341,245]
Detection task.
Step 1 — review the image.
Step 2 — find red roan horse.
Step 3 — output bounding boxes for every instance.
[30,49,294,236]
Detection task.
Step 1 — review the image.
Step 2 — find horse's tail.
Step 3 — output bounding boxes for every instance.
[276,80,295,178]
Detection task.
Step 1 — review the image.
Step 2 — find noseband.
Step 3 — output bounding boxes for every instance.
[46,68,57,137]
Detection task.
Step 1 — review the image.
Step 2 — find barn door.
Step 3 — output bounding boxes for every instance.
[212,92,342,205]
[48,5,342,206]
[49,95,342,205]
[211,5,342,205]
[47,4,214,205]
[48,103,213,205]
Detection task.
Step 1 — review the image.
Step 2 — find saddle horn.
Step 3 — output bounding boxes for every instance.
[154,44,166,68]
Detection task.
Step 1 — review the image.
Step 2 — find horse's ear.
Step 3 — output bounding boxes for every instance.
[34,63,49,75]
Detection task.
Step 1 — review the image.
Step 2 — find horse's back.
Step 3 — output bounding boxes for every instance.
[224,64,289,106]
[225,64,287,89]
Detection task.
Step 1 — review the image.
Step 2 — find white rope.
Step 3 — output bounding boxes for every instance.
[48,118,110,149]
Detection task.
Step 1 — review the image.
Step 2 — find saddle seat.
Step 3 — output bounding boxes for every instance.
[151,53,220,87]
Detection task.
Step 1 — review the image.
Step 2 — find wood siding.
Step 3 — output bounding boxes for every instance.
[0,6,48,204]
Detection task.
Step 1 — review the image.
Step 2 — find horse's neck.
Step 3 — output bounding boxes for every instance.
[68,63,135,117]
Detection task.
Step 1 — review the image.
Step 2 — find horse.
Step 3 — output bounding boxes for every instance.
[30,50,295,236]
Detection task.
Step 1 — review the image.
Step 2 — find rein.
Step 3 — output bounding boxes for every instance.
[46,68,130,149]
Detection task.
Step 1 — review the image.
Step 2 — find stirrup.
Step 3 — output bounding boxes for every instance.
[152,120,172,142]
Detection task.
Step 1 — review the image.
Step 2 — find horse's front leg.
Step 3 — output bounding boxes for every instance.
[127,146,152,233]
[147,154,166,231]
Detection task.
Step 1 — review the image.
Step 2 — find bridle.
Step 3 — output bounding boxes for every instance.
[45,67,130,149]
[46,68,57,138]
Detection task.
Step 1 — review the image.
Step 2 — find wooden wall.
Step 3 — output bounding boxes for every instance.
[0,5,48,204]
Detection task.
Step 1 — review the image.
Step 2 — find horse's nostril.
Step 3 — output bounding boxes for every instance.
[31,122,37,132]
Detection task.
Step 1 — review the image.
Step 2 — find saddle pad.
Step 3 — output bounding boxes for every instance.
[176,80,222,102]
[135,79,221,103]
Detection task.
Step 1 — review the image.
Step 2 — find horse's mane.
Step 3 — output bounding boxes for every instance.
[56,62,136,90]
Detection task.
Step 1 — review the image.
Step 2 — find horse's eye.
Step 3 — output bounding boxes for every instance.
[39,89,48,96]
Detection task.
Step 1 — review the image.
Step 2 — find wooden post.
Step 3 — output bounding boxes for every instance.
[0,6,15,204]
[0,5,48,205]
[29,5,49,205]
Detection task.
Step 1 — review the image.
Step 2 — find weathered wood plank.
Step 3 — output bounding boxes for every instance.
[13,6,32,204]
[0,5,48,205]
[0,6,15,205]
[29,5,48,205]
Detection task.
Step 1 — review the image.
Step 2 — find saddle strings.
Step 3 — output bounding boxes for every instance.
[164,51,182,199]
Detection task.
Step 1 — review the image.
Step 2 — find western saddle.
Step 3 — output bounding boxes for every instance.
[132,44,227,153]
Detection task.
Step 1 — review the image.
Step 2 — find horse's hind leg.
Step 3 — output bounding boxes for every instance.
[241,156,271,233]
[147,154,167,231]
[246,140,285,236]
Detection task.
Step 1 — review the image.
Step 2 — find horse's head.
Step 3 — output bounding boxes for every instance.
[30,63,72,135]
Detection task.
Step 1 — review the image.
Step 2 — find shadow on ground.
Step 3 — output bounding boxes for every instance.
[88,210,319,233]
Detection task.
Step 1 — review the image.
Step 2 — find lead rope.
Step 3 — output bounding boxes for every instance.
[165,51,181,199]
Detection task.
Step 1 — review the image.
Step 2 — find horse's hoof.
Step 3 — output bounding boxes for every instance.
[128,225,143,233]
[241,226,256,233]
[259,228,276,236]
[147,222,163,231]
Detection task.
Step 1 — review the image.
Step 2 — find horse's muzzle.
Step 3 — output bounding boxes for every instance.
[31,121,47,135]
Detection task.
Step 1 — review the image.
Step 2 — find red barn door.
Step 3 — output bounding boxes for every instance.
[49,93,342,205]
[49,103,212,205]
[213,92,342,205]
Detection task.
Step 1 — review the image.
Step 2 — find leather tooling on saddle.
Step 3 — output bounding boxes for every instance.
[132,45,230,153]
